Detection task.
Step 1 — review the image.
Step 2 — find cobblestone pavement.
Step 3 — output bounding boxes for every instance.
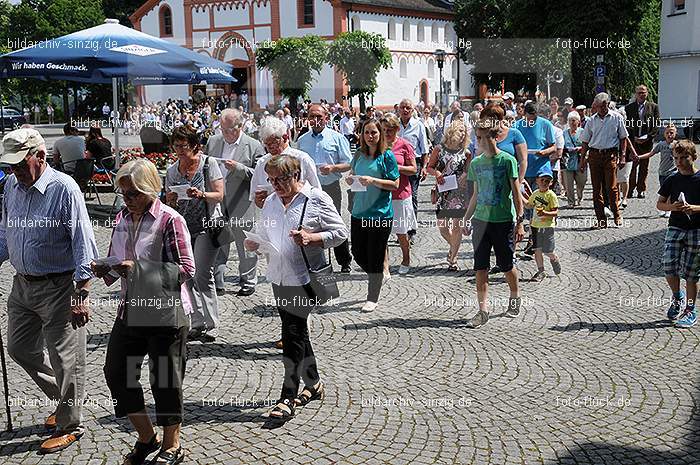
[0,157,698,465]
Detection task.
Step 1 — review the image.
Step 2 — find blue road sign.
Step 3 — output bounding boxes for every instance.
[594,63,607,78]
[595,84,605,93]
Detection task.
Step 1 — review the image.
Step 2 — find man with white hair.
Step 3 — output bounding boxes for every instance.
[579,92,629,228]
[398,98,429,241]
[206,108,266,296]
[442,100,469,132]
[0,128,98,454]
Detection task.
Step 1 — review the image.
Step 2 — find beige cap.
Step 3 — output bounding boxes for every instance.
[1,128,45,165]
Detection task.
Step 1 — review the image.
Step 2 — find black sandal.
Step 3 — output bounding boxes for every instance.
[269,398,295,421]
[122,434,161,465]
[294,382,325,407]
[149,446,185,465]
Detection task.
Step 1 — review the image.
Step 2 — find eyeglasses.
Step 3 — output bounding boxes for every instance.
[267,174,295,186]
[222,125,241,133]
[119,189,143,200]
[172,143,192,151]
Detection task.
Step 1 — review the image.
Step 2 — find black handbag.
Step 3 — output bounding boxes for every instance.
[298,196,340,305]
[125,260,188,328]
[203,156,236,247]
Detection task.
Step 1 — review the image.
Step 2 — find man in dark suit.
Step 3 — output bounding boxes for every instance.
[624,84,660,199]
[207,108,265,296]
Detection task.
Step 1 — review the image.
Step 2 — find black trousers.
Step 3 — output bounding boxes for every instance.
[351,216,393,302]
[321,181,352,267]
[272,284,320,401]
[104,318,188,426]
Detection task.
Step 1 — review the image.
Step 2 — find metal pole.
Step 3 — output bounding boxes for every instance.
[0,325,12,432]
[439,67,443,113]
[546,74,551,102]
[113,77,120,168]
[0,79,5,134]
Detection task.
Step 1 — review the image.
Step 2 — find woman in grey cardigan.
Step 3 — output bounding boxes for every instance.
[245,155,348,421]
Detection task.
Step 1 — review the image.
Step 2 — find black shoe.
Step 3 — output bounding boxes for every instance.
[237,286,255,296]
[638,191,645,199]
[216,288,225,296]
[148,446,185,465]
[187,328,204,341]
[340,265,351,273]
[489,265,502,274]
[199,333,216,343]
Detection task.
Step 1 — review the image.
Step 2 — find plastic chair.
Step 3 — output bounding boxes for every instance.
[73,159,101,205]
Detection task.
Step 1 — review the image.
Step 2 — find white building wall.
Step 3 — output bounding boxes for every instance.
[660,0,700,55]
[279,0,334,38]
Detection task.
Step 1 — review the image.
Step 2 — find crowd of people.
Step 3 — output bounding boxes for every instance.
[0,81,698,464]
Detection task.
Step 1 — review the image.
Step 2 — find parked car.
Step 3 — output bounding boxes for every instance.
[0,107,27,130]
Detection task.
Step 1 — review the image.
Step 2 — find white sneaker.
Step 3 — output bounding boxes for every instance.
[383,271,391,283]
[398,265,410,275]
[362,301,378,312]
[659,211,667,217]
[604,207,613,218]
[664,211,671,218]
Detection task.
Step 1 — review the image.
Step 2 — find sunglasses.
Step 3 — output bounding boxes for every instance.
[10,152,36,171]
[119,189,143,200]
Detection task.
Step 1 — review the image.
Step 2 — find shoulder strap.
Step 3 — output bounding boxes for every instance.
[297,196,312,271]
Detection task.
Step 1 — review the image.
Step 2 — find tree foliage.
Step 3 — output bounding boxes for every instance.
[327,31,392,112]
[256,36,327,112]
[454,0,661,104]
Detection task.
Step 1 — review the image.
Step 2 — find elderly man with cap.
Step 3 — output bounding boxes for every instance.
[0,128,98,453]
[503,92,516,112]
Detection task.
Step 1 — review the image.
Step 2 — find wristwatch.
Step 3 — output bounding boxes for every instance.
[73,288,89,302]
[516,214,525,224]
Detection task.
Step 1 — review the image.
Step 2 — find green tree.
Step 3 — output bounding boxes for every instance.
[453,0,661,104]
[103,0,144,26]
[327,31,392,113]
[256,35,327,113]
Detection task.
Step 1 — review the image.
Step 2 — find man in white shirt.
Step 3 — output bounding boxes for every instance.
[442,100,470,132]
[339,110,356,143]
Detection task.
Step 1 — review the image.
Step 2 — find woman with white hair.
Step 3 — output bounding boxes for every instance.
[562,111,587,207]
[250,116,321,209]
[93,158,195,465]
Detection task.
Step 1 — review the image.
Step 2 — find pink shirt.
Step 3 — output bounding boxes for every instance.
[391,137,415,200]
[104,199,196,317]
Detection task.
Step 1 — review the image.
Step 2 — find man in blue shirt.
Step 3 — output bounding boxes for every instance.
[0,128,98,454]
[398,99,429,240]
[297,104,353,272]
[515,102,557,188]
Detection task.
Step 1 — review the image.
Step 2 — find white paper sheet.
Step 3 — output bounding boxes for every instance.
[94,256,122,267]
[168,184,192,200]
[243,230,280,255]
[255,182,274,193]
[348,176,367,192]
[437,174,458,193]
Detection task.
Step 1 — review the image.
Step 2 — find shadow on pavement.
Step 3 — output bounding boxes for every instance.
[343,317,471,331]
[579,229,665,278]
[549,319,672,332]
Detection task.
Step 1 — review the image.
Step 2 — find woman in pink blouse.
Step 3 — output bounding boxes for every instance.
[91,159,195,465]
[381,114,417,276]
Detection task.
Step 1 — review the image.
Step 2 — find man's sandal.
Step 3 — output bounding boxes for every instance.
[269,398,295,421]
[122,434,161,465]
[294,382,325,407]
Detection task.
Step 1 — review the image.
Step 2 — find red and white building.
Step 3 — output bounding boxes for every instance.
[130,0,475,109]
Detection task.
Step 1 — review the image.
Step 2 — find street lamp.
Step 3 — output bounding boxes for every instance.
[434,49,446,112]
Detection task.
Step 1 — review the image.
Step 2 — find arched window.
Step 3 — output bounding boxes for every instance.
[351,15,360,32]
[387,19,395,40]
[451,59,458,80]
[427,58,435,79]
[402,20,410,42]
[399,57,407,78]
[417,22,424,42]
[159,5,173,37]
[431,22,439,43]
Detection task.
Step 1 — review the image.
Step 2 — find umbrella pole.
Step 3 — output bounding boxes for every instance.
[113,77,120,168]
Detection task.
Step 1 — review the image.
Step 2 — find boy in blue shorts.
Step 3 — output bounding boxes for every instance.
[656,140,700,328]
[526,165,562,281]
